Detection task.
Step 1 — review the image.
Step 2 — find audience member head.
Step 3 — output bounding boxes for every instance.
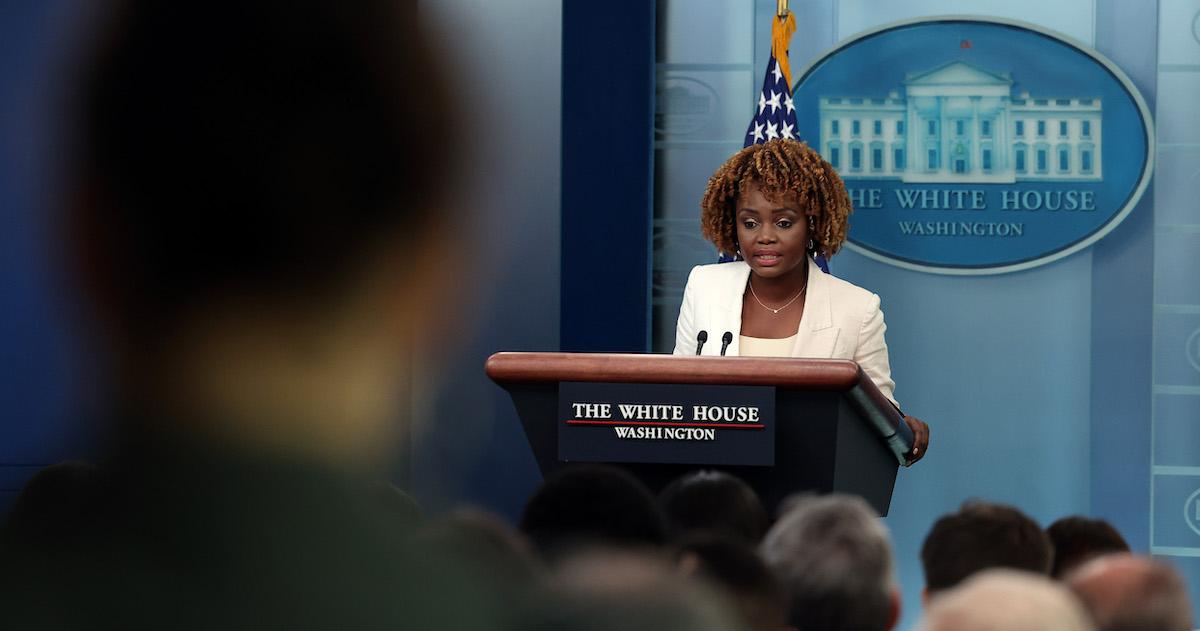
[1067,553,1193,631]
[917,570,1094,631]
[675,534,788,631]
[659,470,769,544]
[920,500,1051,600]
[522,549,745,631]
[519,465,667,558]
[413,507,542,601]
[69,0,457,468]
[1047,516,1130,579]
[760,493,899,631]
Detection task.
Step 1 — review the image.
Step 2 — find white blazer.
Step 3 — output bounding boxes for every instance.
[672,257,898,405]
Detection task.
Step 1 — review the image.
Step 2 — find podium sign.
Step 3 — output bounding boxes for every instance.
[558,382,775,466]
[487,353,912,515]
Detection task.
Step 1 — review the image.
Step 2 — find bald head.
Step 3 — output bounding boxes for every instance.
[918,570,1094,631]
[1067,554,1193,631]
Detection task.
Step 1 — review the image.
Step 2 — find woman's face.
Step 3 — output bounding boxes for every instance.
[735,182,809,280]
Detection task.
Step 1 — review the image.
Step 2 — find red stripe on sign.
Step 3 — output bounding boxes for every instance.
[564,420,764,430]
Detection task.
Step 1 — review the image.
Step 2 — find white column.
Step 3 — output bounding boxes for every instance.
[971,96,981,175]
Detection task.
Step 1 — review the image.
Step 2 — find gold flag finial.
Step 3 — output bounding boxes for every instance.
[771,6,797,87]
[776,0,789,17]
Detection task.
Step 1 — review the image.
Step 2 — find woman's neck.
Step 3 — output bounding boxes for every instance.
[748,258,810,302]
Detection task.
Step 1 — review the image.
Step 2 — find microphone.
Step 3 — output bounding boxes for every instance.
[695,330,708,356]
[719,331,733,356]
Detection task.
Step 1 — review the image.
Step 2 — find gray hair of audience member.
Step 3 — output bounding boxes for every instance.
[519,549,747,631]
[917,570,1095,631]
[1067,553,1194,631]
[760,494,897,631]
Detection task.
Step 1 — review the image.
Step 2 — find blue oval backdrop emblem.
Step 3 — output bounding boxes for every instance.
[792,17,1154,274]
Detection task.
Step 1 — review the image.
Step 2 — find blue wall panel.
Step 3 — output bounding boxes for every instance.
[560,1,655,353]
[409,0,565,518]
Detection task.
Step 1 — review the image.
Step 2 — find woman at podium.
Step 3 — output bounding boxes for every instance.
[673,139,928,460]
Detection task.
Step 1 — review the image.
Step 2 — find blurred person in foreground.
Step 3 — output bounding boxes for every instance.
[0,0,494,628]
[675,534,789,631]
[917,570,1094,631]
[760,494,900,631]
[521,548,747,631]
[519,464,668,560]
[1046,515,1130,579]
[920,500,1052,604]
[660,469,770,544]
[1067,553,1194,631]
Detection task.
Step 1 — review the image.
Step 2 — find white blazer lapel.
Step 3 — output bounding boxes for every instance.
[792,257,841,358]
[714,262,751,356]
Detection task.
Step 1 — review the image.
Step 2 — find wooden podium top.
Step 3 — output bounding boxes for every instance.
[485,352,863,389]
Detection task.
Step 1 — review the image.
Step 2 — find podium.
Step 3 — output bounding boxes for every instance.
[486,352,913,516]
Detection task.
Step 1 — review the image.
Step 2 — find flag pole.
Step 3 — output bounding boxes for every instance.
[772,2,797,89]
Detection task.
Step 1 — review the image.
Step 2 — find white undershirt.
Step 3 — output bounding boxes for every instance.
[738,333,798,358]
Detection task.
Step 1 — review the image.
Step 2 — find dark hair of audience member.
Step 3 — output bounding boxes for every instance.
[519,465,667,558]
[659,470,769,544]
[74,0,451,342]
[1046,516,1130,579]
[674,534,788,631]
[414,508,542,593]
[921,500,1052,594]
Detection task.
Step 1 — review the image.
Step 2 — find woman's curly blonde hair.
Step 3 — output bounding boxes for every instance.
[699,139,851,258]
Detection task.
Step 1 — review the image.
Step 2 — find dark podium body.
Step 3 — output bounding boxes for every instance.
[486,352,911,516]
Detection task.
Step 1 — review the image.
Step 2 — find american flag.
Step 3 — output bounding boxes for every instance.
[743,55,799,149]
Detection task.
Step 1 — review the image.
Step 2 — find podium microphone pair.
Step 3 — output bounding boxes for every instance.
[695,330,733,356]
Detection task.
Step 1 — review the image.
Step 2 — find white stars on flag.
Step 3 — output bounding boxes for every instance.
[766,90,781,115]
[748,122,765,143]
[743,54,800,149]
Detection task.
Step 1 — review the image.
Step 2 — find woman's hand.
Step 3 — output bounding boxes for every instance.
[904,415,929,465]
